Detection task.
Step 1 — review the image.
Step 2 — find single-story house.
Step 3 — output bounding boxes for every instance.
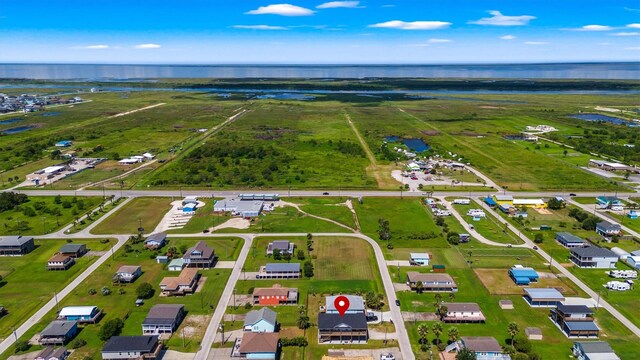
[267,240,295,256]
[523,288,564,307]
[252,285,298,306]
[168,258,186,271]
[509,265,539,285]
[257,263,301,279]
[101,336,161,360]
[525,327,543,340]
[326,295,365,315]
[243,308,277,333]
[551,304,599,338]
[0,235,35,256]
[58,243,86,258]
[570,247,618,269]
[39,321,78,345]
[595,221,622,237]
[447,337,511,360]
[318,313,368,344]
[57,306,101,323]
[556,232,586,248]
[159,268,199,296]
[144,233,167,249]
[118,158,141,165]
[34,346,69,360]
[572,341,620,360]
[441,302,485,323]
[596,196,623,208]
[409,252,430,266]
[406,272,458,292]
[114,265,142,283]
[182,241,216,269]
[156,256,169,264]
[236,332,280,360]
[54,141,72,147]
[142,304,185,335]
[46,254,75,271]
[143,152,155,160]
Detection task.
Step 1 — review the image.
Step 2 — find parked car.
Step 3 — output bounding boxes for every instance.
[569,193,577,196]
[202,229,210,233]
[533,245,539,250]
[507,244,513,248]
[322,192,330,195]
[381,354,396,360]
[395,299,401,306]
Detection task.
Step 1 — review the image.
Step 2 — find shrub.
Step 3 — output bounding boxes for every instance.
[70,338,87,349]
[14,340,30,353]
[533,233,544,244]
[513,335,532,353]
[244,302,253,310]
[280,336,308,347]
[303,260,314,278]
[136,282,154,299]
[98,318,124,341]
[101,286,111,296]
[88,288,97,295]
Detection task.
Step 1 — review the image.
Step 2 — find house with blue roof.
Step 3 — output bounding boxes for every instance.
[55,140,72,147]
[483,197,497,208]
[509,265,539,285]
[596,196,622,209]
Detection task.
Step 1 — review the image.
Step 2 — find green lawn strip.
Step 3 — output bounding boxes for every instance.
[285,197,357,229]
[91,197,172,235]
[0,196,103,236]
[5,237,242,356]
[0,238,115,340]
[453,201,523,244]
[66,197,126,234]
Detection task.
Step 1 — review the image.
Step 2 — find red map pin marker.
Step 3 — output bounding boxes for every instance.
[334,295,350,317]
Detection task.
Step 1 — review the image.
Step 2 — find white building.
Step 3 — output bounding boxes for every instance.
[409,253,430,266]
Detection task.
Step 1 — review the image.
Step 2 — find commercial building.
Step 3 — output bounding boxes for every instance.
[142,304,185,335]
[570,247,618,269]
[509,265,539,285]
[214,198,264,218]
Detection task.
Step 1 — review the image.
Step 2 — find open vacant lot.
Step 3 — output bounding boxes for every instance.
[91,197,172,234]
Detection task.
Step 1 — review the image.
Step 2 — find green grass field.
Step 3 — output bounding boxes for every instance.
[0,238,114,341]
[4,237,243,357]
[66,197,126,234]
[91,197,172,234]
[0,195,103,235]
[453,200,523,245]
[288,197,357,229]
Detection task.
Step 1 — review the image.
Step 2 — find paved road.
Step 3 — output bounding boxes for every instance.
[0,235,129,355]
[477,200,640,338]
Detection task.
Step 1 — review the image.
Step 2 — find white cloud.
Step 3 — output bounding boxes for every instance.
[524,41,548,45]
[612,32,640,36]
[134,44,161,49]
[428,38,451,43]
[598,42,611,46]
[368,20,451,30]
[627,23,640,28]
[626,46,640,50]
[233,25,288,30]
[625,7,640,12]
[317,1,362,9]
[381,4,396,7]
[574,25,612,31]
[246,4,315,16]
[80,45,109,49]
[500,35,516,40]
[469,10,535,26]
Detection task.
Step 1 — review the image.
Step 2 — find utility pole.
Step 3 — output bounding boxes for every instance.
[54,290,59,311]
[182,327,185,348]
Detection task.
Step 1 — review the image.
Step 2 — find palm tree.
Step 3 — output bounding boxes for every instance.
[296,315,310,329]
[437,305,449,321]
[448,327,459,344]
[415,281,423,294]
[417,323,429,345]
[434,293,442,308]
[507,322,520,346]
[432,322,443,347]
[448,292,455,302]
[298,305,306,316]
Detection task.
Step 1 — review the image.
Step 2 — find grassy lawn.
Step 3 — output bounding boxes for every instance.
[453,200,523,245]
[91,197,172,235]
[5,237,243,357]
[0,195,103,236]
[66,197,126,234]
[287,197,357,229]
[225,236,390,359]
[0,238,114,341]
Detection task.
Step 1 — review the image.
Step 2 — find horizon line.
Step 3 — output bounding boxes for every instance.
[1,61,639,66]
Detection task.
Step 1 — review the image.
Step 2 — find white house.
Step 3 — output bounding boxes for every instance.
[409,253,430,266]
[243,308,277,333]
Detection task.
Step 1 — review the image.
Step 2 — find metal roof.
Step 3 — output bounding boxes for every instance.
[0,235,34,247]
[523,288,564,300]
[143,304,184,325]
[58,243,85,253]
[410,253,430,259]
[265,263,300,272]
[596,221,622,231]
[244,308,277,327]
[326,295,365,312]
[102,336,159,353]
[565,321,599,331]
[571,247,617,258]
[557,304,593,315]
[509,267,539,278]
[318,313,368,331]
[442,302,481,313]
[575,341,616,354]
[59,306,98,317]
[556,232,585,243]
[145,232,167,243]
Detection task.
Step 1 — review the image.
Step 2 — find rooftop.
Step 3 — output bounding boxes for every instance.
[565,321,599,331]
[269,240,291,250]
[244,308,277,327]
[117,265,141,274]
[183,241,214,259]
[326,295,365,312]
[253,285,296,297]
[571,246,617,258]
[406,272,456,284]
[160,268,198,290]
[238,332,279,354]
[318,313,368,330]
[41,321,76,337]
[597,221,622,231]
[442,302,480,313]
[523,288,564,300]
[556,232,585,243]
[59,306,98,317]
[58,243,85,253]
[461,336,503,353]
[145,232,167,243]
[0,235,34,247]
[557,304,593,315]
[575,341,616,354]
[265,263,300,272]
[525,327,542,336]
[143,304,184,325]
[102,336,159,353]
[48,254,71,263]
[410,252,430,259]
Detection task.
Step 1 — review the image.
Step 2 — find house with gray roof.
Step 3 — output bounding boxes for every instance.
[267,240,295,255]
[556,232,586,248]
[144,233,167,249]
[326,295,365,314]
[182,241,216,269]
[441,302,485,323]
[39,321,78,345]
[257,263,301,279]
[243,308,277,333]
[142,304,185,335]
[58,243,86,258]
[101,336,161,360]
[0,235,34,256]
[448,337,511,360]
[573,341,620,360]
[523,288,565,307]
[570,247,618,269]
[551,304,599,338]
[318,313,368,344]
[35,346,69,360]
[595,221,622,238]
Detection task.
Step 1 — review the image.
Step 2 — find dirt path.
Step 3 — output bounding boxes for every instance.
[80,159,157,190]
[108,103,166,118]
[344,111,377,166]
[280,200,356,232]
[345,199,361,231]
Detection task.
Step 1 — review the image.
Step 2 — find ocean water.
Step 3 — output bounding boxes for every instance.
[0,63,638,80]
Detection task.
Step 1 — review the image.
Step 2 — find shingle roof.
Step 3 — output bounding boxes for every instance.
[182,241,214,259]
[265,263,300,272]
[270,240,291,250]
[145,232,167,243]
[557,304,593,315]
[318,313,368,331]
[442,302,480,313]
[597,221,622,231]
[406,272,456,285]
[48,254,71,263]
[0,235,33,246]
[36,346,67,360]
[461,336,502,353]
[571,246,617,258]
[41,321,76,337]
[238,332,279,354]
[160,268,198,290]
[326,295,365,312]
[102,336,159,353]
[244,308,277,327]
[575,341,616,354]
[59,243,85,253]
[117,265,141,274]
[252,286,294,297]
[556,232,584,243]
[143,304,184,325]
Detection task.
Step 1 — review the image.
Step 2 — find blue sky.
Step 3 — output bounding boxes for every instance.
[0,0,639,63]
